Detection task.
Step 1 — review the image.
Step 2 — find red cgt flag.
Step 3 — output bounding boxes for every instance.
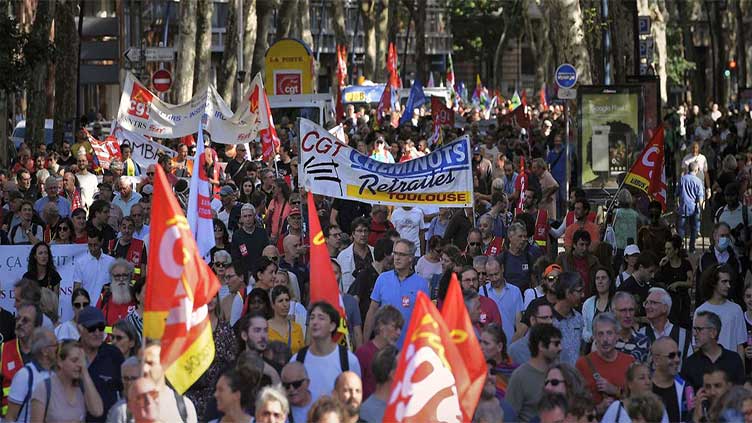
[441,274,487,420]
[384,292,470,422]
[307,191,349,344]
[143,166,221,394]
[623,125,667,209]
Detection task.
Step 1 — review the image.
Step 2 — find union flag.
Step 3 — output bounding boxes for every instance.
[383,292,470,422]
[623,125,667,209]
[143,166,221,394]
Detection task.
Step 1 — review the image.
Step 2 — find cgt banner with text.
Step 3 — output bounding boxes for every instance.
[0,244,89,323]
[112,124,178,168]
[298,118,473,207]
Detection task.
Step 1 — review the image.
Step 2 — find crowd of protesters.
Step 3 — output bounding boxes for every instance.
[0,98,751,423]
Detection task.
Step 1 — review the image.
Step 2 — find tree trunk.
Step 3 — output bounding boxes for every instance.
[579,0,602,84]
[361,0,377,80]
[413,0,427,85]
[54,0,79,147]
[737,0,747,89]
[278,0,297,38]
[375,1,388,81]
[650,0,669,103]
[0,90,6,166]
[387,0,399,47]
[24,0,54,148]
[675,0,698,104]
[524,0,549,93]
[243,0,258,85]
[194,0,213,90]
[496,0,523,91]
[174,0,197,103]
[331,0,348,46]
[252,0,275,77]
[299,0,313,48]
[217,0,238,103]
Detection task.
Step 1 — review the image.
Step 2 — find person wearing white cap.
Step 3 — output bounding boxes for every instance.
[616,244,641,288]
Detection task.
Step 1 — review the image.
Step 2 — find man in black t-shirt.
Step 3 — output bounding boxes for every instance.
[617,251,658,316]
[651,337,684,422]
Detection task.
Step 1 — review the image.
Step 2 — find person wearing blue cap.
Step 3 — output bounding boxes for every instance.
[76,306,124,422]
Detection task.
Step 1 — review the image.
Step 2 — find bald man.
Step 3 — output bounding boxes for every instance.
[279,234,308,301]
[333,371,363,423]
[281,362,312,423]
[128,377,160,423]
[651,337,685,422]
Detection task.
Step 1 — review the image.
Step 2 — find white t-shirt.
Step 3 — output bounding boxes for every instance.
[695,300,746,351]
[390,207,426,256]
[415,256,442,282]
[8,362,50,423]
[290,346,362,403]
[72,252,116,305]
[682,154,709,181]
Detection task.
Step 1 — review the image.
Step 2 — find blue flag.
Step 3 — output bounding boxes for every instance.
[399,80,427,125]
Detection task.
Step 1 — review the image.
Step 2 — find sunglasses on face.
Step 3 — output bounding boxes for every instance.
[86,323,106,333]
[544,378,565,387]
[265,256,279,262]
[214,262,227,268]
[283,379,307,390]
[147,172,155,176]
[74,301,90,309]
[661,351,681,360]
[468,242,481,246]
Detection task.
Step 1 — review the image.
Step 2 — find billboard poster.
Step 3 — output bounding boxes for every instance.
[578,86,644,189]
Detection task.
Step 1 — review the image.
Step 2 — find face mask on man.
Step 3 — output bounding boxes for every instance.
[717,236,730,251]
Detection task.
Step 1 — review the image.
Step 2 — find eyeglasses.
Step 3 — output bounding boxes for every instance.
[59,226,70,232]
[544,378,565,387]
[329,232,343,238]
[658,351,681,360]
[86,323,106,333]
[393,251,412,257]
[643,300,663,307]
[112,273,130,279]
[146,172,154,176]
[692,326,714,333]
[468,242,481,246]
[282,379,307,390]
[264,256,279,262]
[73,301,90,309]
[214,262,227,268]
[546,275,558,282]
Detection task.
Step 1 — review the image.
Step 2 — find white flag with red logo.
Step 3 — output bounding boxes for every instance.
[186,122,216,260]
[248,74,281,161]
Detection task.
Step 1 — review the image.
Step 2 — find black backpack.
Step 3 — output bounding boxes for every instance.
[295,344,350,372]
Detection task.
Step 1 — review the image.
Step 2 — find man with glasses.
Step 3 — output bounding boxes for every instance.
[73,228,116,308]
[324,224,344,258]
[225,145,249,185]
[77,306,124,422]
[0,303,42,417]
[221,262,247,326]
[552,272,585,365]
[506,323,562,422]
[480,257,523,346]
[651,337,687,423]
[695,263,745,356]
[478,214,503,256]
[280,362,312,423]
[515,263,561,342]
[129,203,149,241]
[364,239,428,347]
[613,291,650,362]
[639,287,692,368]
[4,328,56,423]
[681,310,744,391]
[465,229,483,257]
[212,250,232,299]
[460,267,501,329]
[98,259,136,330]
[277,206,306,256]
[217,185,242,233]
[104,357,143,422]
[112,176,141,216]
[509,301,554,365]
[576,313,635,415]
[337,217,374,294]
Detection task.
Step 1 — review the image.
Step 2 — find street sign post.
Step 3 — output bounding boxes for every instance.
[555,64,578,89]
[152,69,172,92]
[124,47,175,63]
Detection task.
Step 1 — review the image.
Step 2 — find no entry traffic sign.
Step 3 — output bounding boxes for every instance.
[152,69,172,92]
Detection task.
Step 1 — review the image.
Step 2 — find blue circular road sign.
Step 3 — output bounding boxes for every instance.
[555,64,578,89]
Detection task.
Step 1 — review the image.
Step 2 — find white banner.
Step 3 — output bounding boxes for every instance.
[112,124,177,168]
[298,118,474,207]
[0,244,89,323]
[116,72,261,144]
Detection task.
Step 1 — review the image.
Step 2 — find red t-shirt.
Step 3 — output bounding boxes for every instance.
[97,295,136,326]
[576,351,635,404]
[355,340,380,400]
[479,296,502,328]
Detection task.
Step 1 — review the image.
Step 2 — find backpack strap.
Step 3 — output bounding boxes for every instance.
[296,346,309,364]
[615,401,622,421]
[338,345,349,372]
[18,363,35,421]
[173,388,188,422]
[43,376,51,422]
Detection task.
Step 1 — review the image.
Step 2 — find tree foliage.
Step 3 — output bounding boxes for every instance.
[447,0,506,67]
[665,18,695,86]
[0,4,29,93]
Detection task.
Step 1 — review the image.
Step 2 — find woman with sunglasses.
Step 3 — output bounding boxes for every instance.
[110,320,140,359]
[54,288,91,340]
[209,368,252,423]
[480,324,517,401]
[582,265,615,345]
[29,340,104,422]
[52,217,75,244]
[602,362,669,422]
[186,294,239,421]
[543,363,590,406]
[22,241,61,291]
[267,285,304,354]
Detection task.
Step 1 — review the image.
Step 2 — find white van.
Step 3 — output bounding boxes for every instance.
[11,119,54,149]
[268,94,335,128]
